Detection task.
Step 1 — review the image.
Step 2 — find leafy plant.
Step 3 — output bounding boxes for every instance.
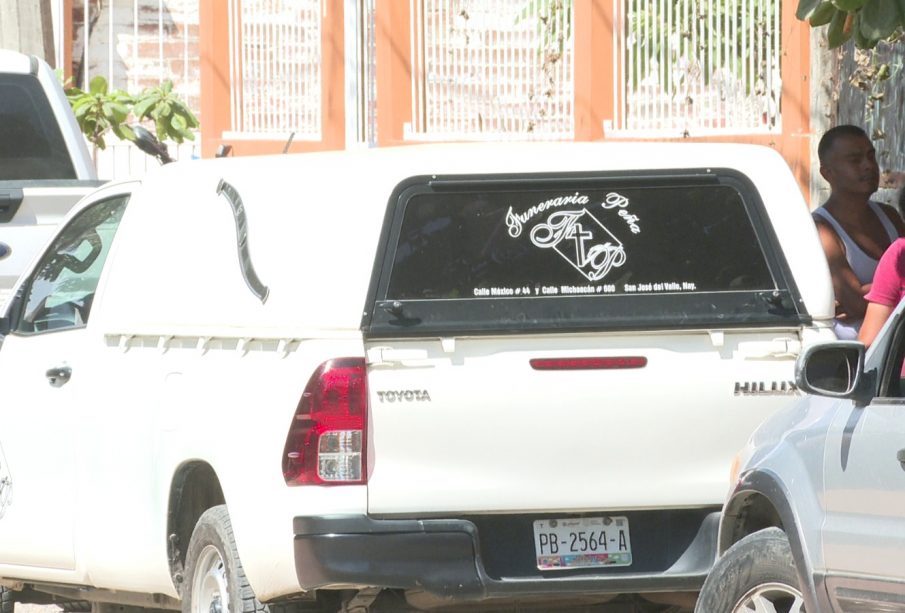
[797,0,905,49]
[516,0,573,57]
[62,74,199,153]
[624,1,779,95]
[131,80,200,145]
[65,75,134,150]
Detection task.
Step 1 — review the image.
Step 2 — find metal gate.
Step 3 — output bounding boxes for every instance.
[226,0,323,141]
[409,0,574,140]
[63,0,786,171]
[407,0,782,140]
[614,0,782,136]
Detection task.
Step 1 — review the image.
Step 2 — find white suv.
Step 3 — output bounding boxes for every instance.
[697,297,905,612]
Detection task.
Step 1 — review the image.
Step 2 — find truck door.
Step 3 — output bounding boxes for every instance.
[0,190,128,570]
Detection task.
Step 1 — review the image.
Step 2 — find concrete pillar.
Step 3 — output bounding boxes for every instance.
[0,0,56,66]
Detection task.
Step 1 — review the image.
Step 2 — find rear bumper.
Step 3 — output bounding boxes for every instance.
[293,510,719,602]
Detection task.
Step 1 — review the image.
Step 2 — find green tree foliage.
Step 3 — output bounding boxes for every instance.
[516,0,572,56]
[797,0,905,49]
[66,75,133,150]
[130,80,200,145]
[63,75,199,151]
[625,1,779,94]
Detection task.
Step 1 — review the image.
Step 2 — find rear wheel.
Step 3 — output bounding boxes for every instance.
[695,527,805,613]
[182,505,264,613]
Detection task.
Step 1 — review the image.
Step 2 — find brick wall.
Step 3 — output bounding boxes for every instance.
[71,0,201,124]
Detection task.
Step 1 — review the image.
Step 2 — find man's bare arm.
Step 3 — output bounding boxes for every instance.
[815,221,870,320]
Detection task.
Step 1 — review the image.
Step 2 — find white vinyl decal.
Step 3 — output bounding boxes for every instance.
[529,210,626,281]
[505,191,639,283]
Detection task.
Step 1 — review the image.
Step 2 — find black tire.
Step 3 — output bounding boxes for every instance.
[695,527,805,613]
[1,588,13,613]
[182,505,266,613]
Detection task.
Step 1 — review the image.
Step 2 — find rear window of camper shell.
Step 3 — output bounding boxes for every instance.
[364,169,806,337]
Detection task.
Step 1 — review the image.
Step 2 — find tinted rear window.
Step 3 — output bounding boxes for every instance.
[0,73,77,180]
[388,185,772,299]
[366,171,805,336]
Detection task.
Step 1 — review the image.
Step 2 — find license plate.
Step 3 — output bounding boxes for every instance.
[533,516,632,570]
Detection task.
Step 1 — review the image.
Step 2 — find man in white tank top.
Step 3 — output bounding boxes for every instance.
[812,125,905,339]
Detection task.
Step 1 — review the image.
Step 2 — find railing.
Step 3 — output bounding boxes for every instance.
[407,0,781,140]
[408,0,575,141]
[614,0,782,136]
[62,0,785,170]
[351,0,377,146]
[226,0,322,142]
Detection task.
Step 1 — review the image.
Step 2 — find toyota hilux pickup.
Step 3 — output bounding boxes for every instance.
[0,142,836,613]
[0,48,103,313]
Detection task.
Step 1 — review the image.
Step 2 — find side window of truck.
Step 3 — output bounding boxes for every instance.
[0,73,77,180]
[14,196,128,334]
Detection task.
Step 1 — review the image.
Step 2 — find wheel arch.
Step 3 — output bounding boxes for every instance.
[718,468,825,612]
[167,460,226,596]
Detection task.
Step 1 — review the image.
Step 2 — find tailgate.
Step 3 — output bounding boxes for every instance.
[362,169,815,514]
[365,331,801,514]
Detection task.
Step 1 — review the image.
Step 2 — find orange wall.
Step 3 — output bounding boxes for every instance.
[198,0,811,200]
[199,0,345,158]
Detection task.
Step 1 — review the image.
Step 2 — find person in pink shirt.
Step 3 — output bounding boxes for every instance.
[859,237,905,346]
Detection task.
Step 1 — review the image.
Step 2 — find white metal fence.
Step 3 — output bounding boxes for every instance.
[408,0,575,140]
[226,0,322,142]
[63,0,784,170]
[614,0,782,136]
[350,0,377,146]
[407,0,781,140]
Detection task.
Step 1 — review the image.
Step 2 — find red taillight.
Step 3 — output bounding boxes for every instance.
[529,356,648,370]
[282,358,368,486]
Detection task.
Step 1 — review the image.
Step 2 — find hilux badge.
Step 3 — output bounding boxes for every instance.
[733,381,799,396]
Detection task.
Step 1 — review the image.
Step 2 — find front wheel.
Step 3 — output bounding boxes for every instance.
[695,527,805,613]
[182,505,264,613]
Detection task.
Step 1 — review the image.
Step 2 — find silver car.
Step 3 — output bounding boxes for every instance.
[695,302,905,612]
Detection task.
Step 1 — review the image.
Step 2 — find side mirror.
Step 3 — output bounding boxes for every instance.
[130,124,173,165]
[795,341,865,399]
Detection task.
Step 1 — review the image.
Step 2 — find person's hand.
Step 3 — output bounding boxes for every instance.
[834,300,850,320]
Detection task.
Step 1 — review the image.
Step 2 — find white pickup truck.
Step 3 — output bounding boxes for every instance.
[0,49,103,312]
[0,142,837,613]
